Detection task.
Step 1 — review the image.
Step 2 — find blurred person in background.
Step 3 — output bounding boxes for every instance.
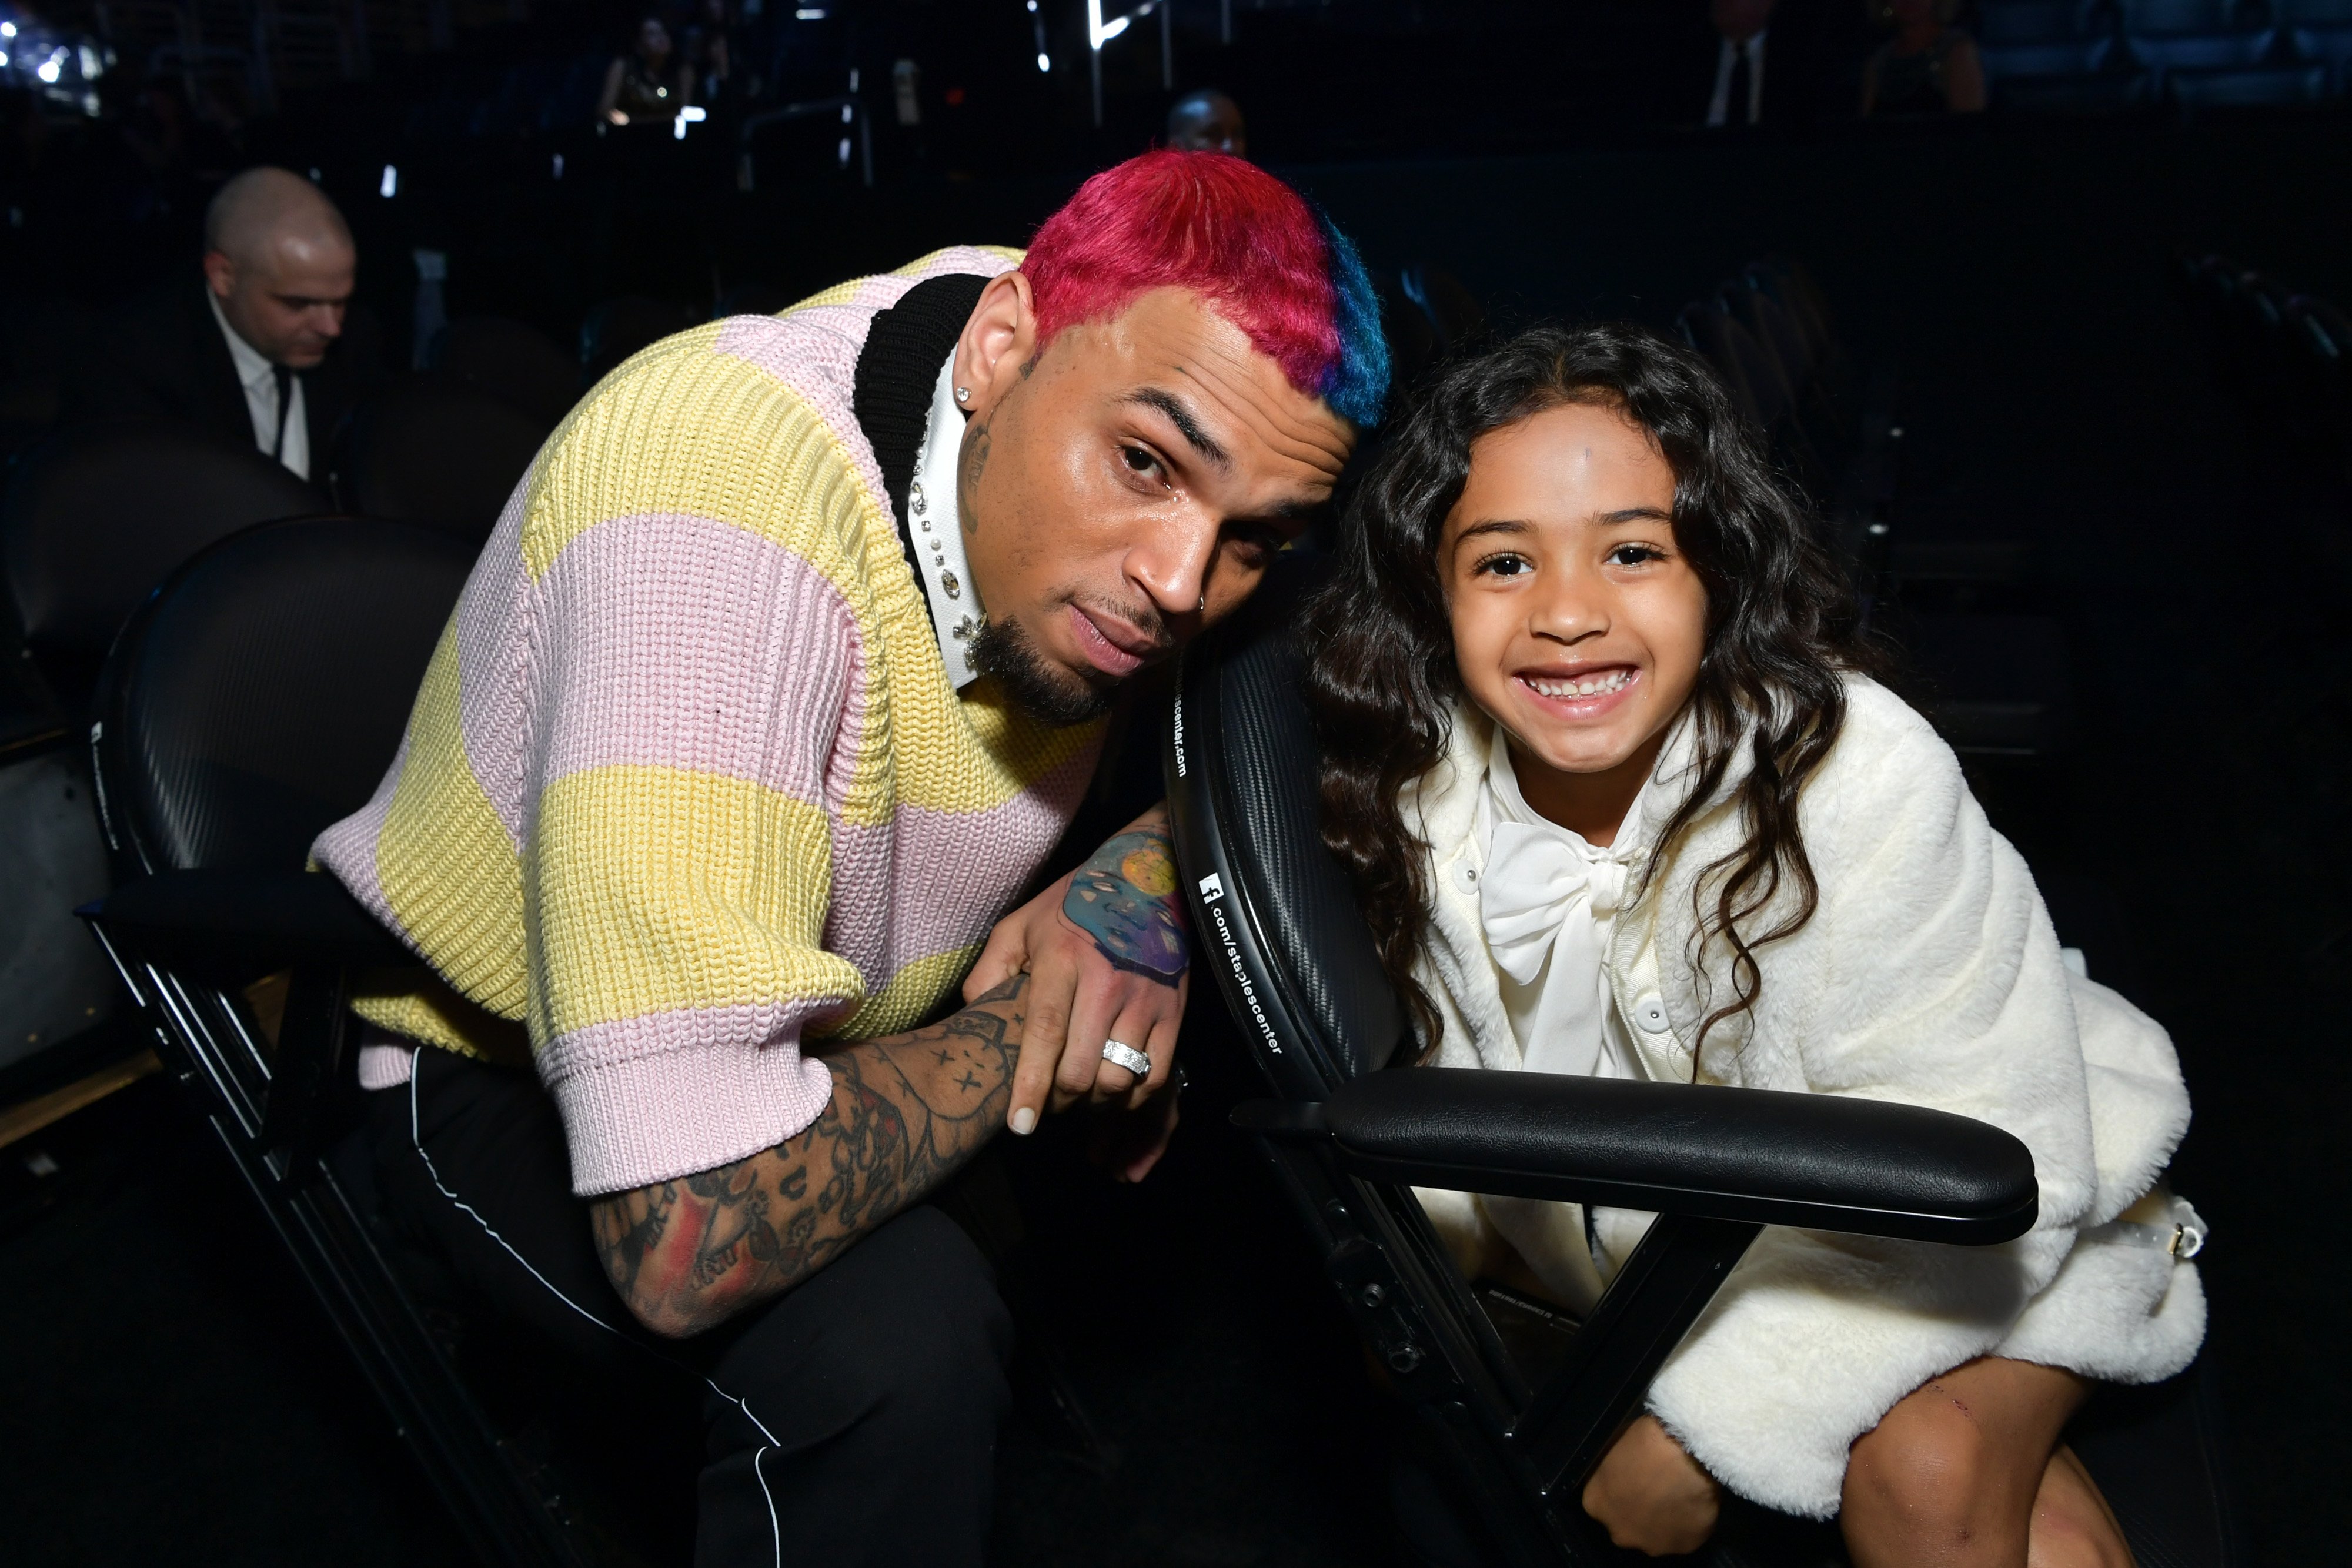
[1165,88,1247,156]
[684,0,734,114]
[598,13,694,126]
[1862,0,1986,115]
[68,165,382,483]
[1703,0,1781,127]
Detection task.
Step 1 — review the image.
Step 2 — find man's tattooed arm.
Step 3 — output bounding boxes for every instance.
[587,974,1026,1339]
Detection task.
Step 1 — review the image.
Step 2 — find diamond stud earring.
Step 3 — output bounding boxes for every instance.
[954,386,971,404]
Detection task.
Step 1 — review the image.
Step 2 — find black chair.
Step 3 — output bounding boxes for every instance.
[1675,302,1784,435]
[336,373,552,542]
[2284,293,2352,485]
[1991,65,2157,110]
[1381,264,1491,397]
[1164,560,2239,1566]
[579,296,704,389]
[429,316,583,427]
[2165,58,2328,105]
[75,517,601,1567]
[0,650,115,1081]
[1,420,322,708]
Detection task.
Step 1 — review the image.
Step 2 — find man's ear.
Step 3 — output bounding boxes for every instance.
[952,271,1039,419]
[201,250,237,303]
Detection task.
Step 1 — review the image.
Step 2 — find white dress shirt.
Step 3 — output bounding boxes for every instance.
[906,349,987,688]
[207,288,310,481]
[1708,29,1769,128]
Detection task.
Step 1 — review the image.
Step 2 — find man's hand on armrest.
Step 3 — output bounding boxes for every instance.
[587,974,1028,1339]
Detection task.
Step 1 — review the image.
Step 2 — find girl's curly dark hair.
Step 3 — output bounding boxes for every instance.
[1302,320,1866,1069]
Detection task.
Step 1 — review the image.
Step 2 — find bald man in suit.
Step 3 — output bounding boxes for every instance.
[69,166,384,484]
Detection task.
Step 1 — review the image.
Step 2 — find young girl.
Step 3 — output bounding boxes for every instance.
[1303,323,2203,1566]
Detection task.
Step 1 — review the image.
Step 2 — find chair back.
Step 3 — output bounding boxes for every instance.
[1164,556,1408,1102]
[92,517,472,876]
[429,316,582,425]
[1,421,321,692]
[338,373,550,541]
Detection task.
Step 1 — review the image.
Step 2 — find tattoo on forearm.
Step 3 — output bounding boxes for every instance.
[589,973,1027,1335]
[1062,821,1190,982]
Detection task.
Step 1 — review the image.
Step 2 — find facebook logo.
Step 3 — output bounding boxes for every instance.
[1197,872,1224,903]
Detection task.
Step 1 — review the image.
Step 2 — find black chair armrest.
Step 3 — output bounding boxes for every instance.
[79,868,416,971]
[1238,1067,2037,1246]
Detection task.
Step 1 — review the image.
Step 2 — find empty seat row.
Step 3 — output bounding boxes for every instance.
[1981,0,2352,41]
[1676,264,2073,760]
[1977,0,2352,107]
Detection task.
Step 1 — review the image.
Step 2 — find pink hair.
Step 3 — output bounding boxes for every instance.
[1024,150,1343,403]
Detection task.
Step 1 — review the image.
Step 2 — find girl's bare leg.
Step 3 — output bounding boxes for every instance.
[1581,1413,1722,1557]
[2028,1445,2132,1568]
[1842,1356,2132,1568]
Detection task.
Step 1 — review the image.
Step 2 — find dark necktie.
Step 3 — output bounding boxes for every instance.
[1727,48,1753,127]
[270,363,295,460]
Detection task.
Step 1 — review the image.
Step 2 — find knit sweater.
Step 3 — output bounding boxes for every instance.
[313,248,1105,1197]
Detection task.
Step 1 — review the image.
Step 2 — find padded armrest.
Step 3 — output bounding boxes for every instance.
[1242,1067,2037,1246]
[79,868,415,971]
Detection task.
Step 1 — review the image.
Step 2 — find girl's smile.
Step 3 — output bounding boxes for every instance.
[1514,662,1641,714]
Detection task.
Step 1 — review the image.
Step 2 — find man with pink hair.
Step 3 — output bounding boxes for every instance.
[313,149,1385,1564]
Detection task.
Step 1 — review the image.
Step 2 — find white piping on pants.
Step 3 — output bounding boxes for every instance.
[404,1048,784,1566]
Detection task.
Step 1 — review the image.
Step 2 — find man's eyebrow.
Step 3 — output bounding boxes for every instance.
[1120,387,1231,469]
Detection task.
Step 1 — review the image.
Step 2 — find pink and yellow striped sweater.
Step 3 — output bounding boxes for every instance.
[313,248,1104,1196]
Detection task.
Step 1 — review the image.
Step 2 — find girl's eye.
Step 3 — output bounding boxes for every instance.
[1607,543,1665,567]
[1473,553,1531,579]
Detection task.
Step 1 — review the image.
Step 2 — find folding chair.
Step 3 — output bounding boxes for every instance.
[76,516,603,1567]
[1162,560,2241,1566]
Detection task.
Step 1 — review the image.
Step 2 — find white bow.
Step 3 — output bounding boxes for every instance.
[1478,821,1630,987]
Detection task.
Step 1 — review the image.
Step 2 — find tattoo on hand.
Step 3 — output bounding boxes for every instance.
[589,973,1027,1336]
[1063,827,1190,982]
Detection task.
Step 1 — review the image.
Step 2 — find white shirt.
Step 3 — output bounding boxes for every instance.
[1708,29,1768,128]
[1472,724,1657,1082]
[207,288,310,481]
[906,350,986,688]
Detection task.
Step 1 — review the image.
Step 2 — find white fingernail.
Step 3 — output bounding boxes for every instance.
[1010,1107,1037,1136]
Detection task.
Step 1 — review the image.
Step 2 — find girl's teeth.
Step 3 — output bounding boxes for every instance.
[1528,670,1630,699]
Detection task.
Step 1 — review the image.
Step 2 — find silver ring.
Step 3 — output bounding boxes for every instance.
[1100,1039,1151,1077]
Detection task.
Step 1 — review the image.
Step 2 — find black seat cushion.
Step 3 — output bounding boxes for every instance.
[338,373,551,542]
[1,420,323,683]
[93,516,472,874]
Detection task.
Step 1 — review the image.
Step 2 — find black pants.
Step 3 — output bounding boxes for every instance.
[367,1047,1014,1568]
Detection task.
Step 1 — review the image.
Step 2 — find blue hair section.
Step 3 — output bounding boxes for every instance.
[1317,214,1390,429]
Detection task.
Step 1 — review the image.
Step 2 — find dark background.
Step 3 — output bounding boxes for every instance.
[2,0,2348,1560]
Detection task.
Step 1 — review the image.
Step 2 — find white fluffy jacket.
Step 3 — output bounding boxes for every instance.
[1405,677,2205,1519]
